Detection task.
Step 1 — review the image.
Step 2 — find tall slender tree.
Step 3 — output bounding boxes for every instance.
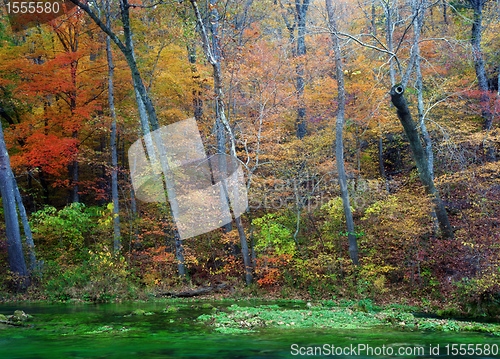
[190,0,253,285]
[326,0,359,265]
[295,0,310,139]
[390,84,454,239]
[465,0,496,161]
[14,182,36,272]
[209,0,232,234]
[105,0,122,253]
[0,119,30,289]
[69,0,186,277]
[466,0,492,130]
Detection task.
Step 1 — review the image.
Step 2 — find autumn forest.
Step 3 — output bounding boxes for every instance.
[0,0,499,315]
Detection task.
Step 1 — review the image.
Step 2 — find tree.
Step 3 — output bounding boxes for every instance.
[190,0,253,285]
[390,84,454,239]
[1,13,106,206]
[326,0,359,265]
[295,0,310,139]
[466,0,492,130]
[464,0,496,161]
[105,0,121,253]
[409,0,432,178]
[68,0,187,278]
[0,119,29,289]
[14,180,37,273]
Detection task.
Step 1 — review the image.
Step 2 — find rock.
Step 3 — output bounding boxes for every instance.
[131,309,146,316]
[12,310,29,322]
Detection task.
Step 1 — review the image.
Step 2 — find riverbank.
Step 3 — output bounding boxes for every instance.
[1,281,499,318]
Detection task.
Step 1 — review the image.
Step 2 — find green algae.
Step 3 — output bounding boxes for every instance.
[0,300,498,358]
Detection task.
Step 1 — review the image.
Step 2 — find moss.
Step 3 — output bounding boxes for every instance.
[197,304,382,333]
[163,306,179,313]
[128,309,153,316]
[436,307,462,317]
[196,302,500,335]
[12,310,30,322]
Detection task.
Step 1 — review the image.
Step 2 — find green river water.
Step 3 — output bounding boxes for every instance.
[0,300,498,358]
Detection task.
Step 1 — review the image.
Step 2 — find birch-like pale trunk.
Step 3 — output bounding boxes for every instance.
[209,0,232,234]
[326,0,359,265]
[106,0,122,254]
[190,0,252,284]
[382,0,396,86]
[295,0,309,139]
[412,1,433,178]
[13,180,36,272]
[0,120,30,289]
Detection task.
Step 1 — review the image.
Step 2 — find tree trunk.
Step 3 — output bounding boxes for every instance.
[372,2,377,36]
[277,0,296,53]
[190,0,252,284]
[0,120,29,290]
[119,0,186,277]
[412,1,433,179]
[374,1,389,192]
[106,0,122,254]
[382,0,396,86]
[468,0,495,160]
[13,181,36,273]
[70,135,79,203]
[442,0,448,24]
[209,0,232,234]
[236,216,252,284]
[390,85,454,239]
[469,0,492,130]
[118,0,160,131]
[378,134,386,178]
[188,46,204,122]
[326,0,359,265]
[130,177,139,242]
[173,227,186,279]
[412,0,439,230]
[39,168,50,205]
[429,3,435,31]
[295,0,309,139]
